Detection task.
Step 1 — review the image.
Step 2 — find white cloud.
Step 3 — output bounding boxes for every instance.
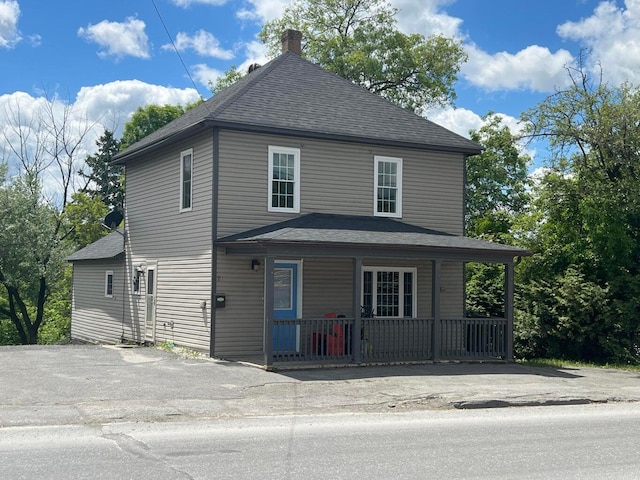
[191,64,225,87]
[1,81,200,202]
[170,0,227,6]
[557,0,640,85]
[424,106,483,138]
[73,80,201,134]
[392,0,462,38]
[163,29,234,59]
[78,17,150,59]
[190,40,269,88]
[462,43,574,92]
[236,0,289,22]
[0,0,21,48]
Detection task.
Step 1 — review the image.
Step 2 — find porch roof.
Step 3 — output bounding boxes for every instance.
[216,213,530,262]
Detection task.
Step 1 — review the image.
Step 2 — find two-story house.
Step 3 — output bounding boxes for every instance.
[68,30,529,368]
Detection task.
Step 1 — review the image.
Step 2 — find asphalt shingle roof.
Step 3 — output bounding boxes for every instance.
[66,229,124,261]
[114,52,481,163]
[216,213,530,259]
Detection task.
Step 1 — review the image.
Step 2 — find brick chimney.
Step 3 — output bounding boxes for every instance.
[281,29,302,55]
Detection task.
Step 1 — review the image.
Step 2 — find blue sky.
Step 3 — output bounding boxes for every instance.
[2,0,638,172]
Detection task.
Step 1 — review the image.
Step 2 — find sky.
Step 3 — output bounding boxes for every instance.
[2,0,640,177]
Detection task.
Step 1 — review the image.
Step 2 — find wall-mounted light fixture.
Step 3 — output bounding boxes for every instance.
[251,259,261,271]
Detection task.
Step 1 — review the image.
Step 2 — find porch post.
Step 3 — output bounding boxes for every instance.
[432,260,442,361]
[352,257,362,363]
[264,255,275,368]
[504,261,515,361]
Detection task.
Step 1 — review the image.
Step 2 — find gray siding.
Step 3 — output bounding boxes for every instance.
[217,130,464,237]
[213,256,462,356]
[124,130,213,351]
[214,253,265,356]
[70,258,126,344]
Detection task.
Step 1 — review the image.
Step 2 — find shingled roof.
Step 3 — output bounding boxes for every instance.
[114,51,481,164]
[66,229,124,261]
[216,213,530,262]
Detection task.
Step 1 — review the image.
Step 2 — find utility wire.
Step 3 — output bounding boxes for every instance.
[151,0,207,102]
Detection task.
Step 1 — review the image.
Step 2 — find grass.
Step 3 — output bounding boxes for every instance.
[517,358,640,372]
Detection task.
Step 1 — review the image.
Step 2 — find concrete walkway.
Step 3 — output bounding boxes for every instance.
[2,344,640,427]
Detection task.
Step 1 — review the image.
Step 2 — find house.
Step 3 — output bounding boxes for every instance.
[68,30,529,368]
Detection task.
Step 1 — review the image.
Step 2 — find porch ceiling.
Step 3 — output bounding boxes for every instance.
[216,213,530,263]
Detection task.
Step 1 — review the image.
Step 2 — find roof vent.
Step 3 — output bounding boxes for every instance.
[281,29,302,55]
[248,63,261,73]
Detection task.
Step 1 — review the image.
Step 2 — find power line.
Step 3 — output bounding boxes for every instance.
[150,0,206,101]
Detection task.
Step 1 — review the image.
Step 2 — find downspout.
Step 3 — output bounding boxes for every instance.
[121,168,128,343]
[209,127,220,358]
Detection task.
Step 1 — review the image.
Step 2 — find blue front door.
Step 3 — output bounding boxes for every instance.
[273,262,299,352]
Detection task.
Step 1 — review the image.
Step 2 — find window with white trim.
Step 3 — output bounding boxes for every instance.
[362,267,416,317]
[105,271,114,298]
[374,156,402,218]
[133,270,142,295]
[180,149,193,211]
[268,146,300,213]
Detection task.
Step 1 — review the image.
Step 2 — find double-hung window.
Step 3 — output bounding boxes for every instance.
[180,149,193,211]
[105,271,114,298]
[268,146,300,213]
[362,267,416,318]
[374,155,402,218]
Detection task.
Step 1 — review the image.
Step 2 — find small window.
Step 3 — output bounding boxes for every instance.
[180,149,193,211]
[362,267,416,318]
[374,156,402,218]
[105,271,114,298]
[268,146,300,213]
[133,270,142,295]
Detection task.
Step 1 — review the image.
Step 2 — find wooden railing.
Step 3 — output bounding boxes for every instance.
[272,316,508,364]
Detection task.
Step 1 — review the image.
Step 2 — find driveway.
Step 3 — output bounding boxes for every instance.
[2,344,640,427]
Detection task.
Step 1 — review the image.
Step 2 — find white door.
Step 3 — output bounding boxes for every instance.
[144,261,157,342]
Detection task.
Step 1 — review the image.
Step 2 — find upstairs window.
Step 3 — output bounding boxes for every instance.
[180,149,193,211]
[105,271,114,298]
[374,156,402,218]
[268,146,300,213]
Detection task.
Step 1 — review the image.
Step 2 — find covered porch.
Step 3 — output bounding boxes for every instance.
[215,214,529,369]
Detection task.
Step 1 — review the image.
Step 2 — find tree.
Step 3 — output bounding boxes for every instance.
[0,95,94,344]
[210,65,244,95]
[120,104,187,151]
[79,129,123,212]
[515,62,640,363]
[259,0,467,113]
[464,113,531,317]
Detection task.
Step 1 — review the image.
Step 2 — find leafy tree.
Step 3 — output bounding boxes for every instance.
[65,191,111,248]
[80,129,124,212]
[464,113,531,318]
[120,102,202,150]
[210,65,244,95]
[515,63,640,363]
[259,0,467,113]
[120,104,186,151]
[0,95,93,344]
[466,113,531,238]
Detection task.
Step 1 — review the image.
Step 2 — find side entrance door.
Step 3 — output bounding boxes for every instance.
[144,261,157,343]
[272,261,300,353]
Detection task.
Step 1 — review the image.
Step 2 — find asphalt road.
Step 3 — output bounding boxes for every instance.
[3,404,640,480]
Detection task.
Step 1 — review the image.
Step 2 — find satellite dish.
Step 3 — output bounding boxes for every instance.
[104,210,123,230]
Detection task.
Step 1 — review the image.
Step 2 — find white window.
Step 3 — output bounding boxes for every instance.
[268,146,300,213]
[105,271,114,298]
[133,269,142,295]
[180,149,193,211]
[374,156,402,218]
[362,267,416,318]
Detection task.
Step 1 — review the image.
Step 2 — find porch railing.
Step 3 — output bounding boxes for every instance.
[440,318,507,359]
[272,316,508,364]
